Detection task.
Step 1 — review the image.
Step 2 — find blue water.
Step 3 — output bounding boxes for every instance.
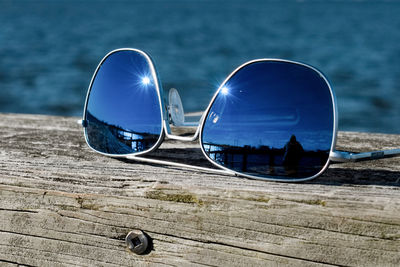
[1,0,400,133]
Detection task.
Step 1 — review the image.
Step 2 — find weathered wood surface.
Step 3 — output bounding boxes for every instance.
[0,113,399,267]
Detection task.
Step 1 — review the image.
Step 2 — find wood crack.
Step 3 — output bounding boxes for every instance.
[147,231,345,267]
[0,258,35,267]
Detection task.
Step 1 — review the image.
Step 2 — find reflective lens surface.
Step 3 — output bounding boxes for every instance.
[85,50,163,155]
[201,61,335,179]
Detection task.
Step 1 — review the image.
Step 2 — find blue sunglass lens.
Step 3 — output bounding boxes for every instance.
[201,61,335,179]
[85,50,163,155]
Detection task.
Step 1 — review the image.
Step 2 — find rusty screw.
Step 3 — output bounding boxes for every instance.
[125,230,149,255]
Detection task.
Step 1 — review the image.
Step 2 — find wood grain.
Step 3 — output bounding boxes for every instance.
[0,113,399,266]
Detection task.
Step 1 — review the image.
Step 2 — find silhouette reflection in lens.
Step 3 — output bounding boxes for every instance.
[85,50,162,155]
[202,61,334,179]
[283,135,304,175]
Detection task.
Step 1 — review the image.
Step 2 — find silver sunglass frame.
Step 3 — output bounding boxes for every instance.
[81,48,400,182]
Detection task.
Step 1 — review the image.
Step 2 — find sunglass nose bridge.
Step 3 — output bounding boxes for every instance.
[168,88,185,126]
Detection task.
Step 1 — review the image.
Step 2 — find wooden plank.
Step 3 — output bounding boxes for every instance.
[0,113,399,267]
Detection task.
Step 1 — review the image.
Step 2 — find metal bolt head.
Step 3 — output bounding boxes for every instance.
[125,230,148,255]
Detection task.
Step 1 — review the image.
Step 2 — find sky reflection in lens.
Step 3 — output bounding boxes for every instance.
[202,61,334,179]
[85,50,162,155]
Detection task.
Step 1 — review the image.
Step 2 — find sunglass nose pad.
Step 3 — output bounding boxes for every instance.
[168,88,185,126]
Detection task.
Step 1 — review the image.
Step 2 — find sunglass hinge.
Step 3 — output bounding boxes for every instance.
[77,119,88,128]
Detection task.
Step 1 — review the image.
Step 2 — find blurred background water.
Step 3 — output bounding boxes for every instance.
[0,0,399,133]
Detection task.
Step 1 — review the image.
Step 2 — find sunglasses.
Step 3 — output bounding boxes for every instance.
[80,48,400,182]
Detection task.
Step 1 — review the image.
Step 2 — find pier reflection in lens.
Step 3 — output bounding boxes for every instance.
[201,61,335,179]
[85,50,163,155]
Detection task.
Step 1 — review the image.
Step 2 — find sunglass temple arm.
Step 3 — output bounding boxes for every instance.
[125,154,235,176]
[330,149,400,162]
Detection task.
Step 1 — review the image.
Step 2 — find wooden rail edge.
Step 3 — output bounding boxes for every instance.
[0,113,399,266]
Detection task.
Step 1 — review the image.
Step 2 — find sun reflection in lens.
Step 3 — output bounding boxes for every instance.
[142,76,151,85]
[221,86,229,95]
